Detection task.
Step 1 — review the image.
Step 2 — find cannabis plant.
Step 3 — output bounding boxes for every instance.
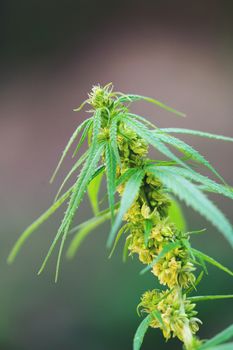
[8,84,233,350]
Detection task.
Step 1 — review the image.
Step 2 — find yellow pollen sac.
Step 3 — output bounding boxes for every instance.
[138,288,201,343]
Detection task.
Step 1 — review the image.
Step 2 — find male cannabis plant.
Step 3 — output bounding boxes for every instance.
[8,83,233,350]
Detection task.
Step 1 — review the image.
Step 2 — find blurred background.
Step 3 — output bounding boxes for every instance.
[1,1,233,349]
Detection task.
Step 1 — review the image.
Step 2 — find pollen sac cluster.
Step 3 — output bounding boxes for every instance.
[138,289,202,342]
[122,170,196,290]
[89,84,201,348]
[89,84,114,109]
[116,121,200,347]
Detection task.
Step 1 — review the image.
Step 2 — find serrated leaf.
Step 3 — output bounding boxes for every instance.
[54,150,89,202]
[200,324,233,349]
[50,118,92,183]
[154,132,226,184]
[72,119,93,157]
[133,314,152,350]
[54,143,104,281]
[128,112,157,129]
[107,169,145,248]
[60,110,102,228]
[109,117,121,165]
[168,199,186,232]
[66,210,112,259]
[162,128,233,142]
[192,248,233,277]
[189,295,233,302]
[155,166,233,200]
[124,117,195,173]
[118,94,185,117]
[7,185,74,264]
[116,168,139,187]
[38,141,104,280]
[140,241,181,274]
[105,143,117,222]
[147,168,233,248]
[87,165,105,215]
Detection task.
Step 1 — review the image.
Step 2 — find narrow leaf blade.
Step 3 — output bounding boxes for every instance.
[50,118,92,183]
[168,199,186,232]
[133,314,152,350]
[105,143,117,222]
[87,165,105,215]
[107,169,145,248]
[162,128,233,142]
[118,94,186,117]
[200,324,233,349]
[7,186,73,264]
[147,168,233,248]
[192,248,233,277]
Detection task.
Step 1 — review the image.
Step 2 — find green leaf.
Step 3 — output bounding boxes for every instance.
[105,143,117,222]
[108,224,129,258]
[109,117,121,165]
[189,295,233,302]
[151,310,164,327]
[54,150,89,202]
[124,117,194,173]
[167,198,186,232]
[197,253,209,275]
[192,248,233,277]
[162,128,233,142]
[147,168,233,248]
[128,112,157,129]
[204,343,233,350]
[59,110,102,229]
[200,324,233,349]
[50,118,92,183]
[38,141,104,280]
[155,166,233,200]
[66,210,112,259]
[54,143,104,281]
[87,165,104,215]
[118,94,186,117]
[116,168,139,188]
[7,186,74,264]
[144,219,153,246]
[140,241,181,274]
[133,314,152,350]
[72,119,93,157]
[154,132,226,184]
[107,169,145,248]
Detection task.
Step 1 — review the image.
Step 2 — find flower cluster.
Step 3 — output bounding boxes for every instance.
[138,289,202,343]
[115,110,200,349]
[91,84,201,349]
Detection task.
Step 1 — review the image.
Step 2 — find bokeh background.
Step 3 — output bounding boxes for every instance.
[1,1,233,349]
